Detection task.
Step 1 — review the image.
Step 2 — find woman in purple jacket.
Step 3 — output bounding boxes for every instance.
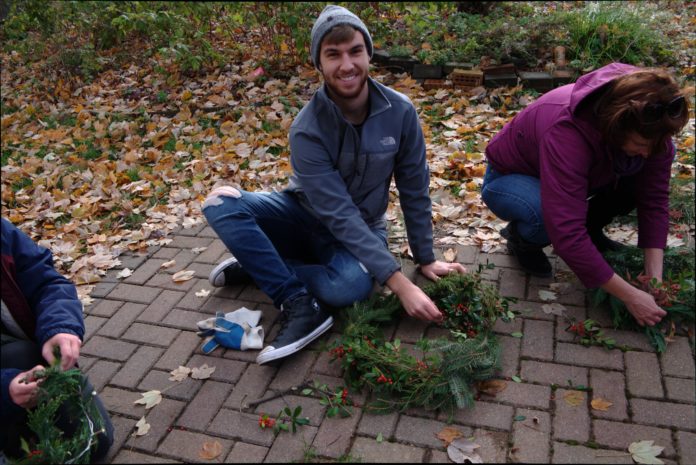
[481,63,688,327]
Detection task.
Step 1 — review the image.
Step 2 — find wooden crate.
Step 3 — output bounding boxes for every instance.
[449,69,483,89]
[423,79,453,91]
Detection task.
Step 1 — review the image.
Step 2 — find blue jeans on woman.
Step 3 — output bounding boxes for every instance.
[202,190,379,309]
[481,164,551,246]
[481,164,638,246]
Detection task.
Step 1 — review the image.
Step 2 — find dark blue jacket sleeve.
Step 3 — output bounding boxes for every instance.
[1,218,84,345]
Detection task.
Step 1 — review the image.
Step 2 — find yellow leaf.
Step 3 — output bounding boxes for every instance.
[199,440,223,460]
[591,397,613,411]
[280,41,289,53]
[220,120,236,135]
[563,390,585,407]
[181,90,192,101]
[169,366,191,382]
[437,426,464,445]
[443,248,457,263]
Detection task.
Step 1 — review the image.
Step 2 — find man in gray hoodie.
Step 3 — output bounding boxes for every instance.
[203,5,465,365]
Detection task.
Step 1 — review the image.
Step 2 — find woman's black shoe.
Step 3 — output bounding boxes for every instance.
[501,224,552,278]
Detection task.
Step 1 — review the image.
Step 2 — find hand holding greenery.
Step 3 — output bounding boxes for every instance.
[590,246,694,352]
[328,266,515,416]
[14,349,103,465]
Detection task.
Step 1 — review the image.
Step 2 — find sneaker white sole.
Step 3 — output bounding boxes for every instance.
[256,316,334,365]
[209,257,238,287]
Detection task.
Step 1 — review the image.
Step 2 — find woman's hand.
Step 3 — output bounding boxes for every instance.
[624,288,667,327]
[9,366,44,409]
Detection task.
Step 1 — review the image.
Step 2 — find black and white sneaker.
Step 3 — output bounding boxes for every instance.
[256,294,333,365]
[209,257,252,287]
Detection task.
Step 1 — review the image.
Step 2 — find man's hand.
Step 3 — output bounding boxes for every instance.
[9,366,44,409]
[419,260,467,281]
[42,333,81,371]
[386,271,443,322]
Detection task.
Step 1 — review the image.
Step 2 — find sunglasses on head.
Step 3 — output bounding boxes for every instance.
[642,96,686,124]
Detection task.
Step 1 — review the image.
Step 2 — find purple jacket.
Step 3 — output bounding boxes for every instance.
[485,63,673,288]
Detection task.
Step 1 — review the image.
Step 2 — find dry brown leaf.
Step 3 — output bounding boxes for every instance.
[191,364,216,380]
[437,426,464,445]
[134,390,162,409]
[447,438,483,463]
[476,379,508,396]
[563,390,585,407]
[160,259,176,269]
[172,269,195,282]
[443,248,457,263]
[199,440,223,460]
[590,397,613,411]
[169,366,191,382]
[134,416,150,436]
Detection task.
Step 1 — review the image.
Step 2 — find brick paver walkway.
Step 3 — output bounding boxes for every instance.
[83,223,696,463]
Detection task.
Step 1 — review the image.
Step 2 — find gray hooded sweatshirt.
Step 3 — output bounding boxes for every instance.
[287,77,435,285]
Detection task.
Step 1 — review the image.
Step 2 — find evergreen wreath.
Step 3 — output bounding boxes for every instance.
[589,246,695,352]
[328,266,516,417]
[13,352,104,465]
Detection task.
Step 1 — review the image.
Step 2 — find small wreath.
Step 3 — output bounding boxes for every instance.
[14,353,104,465]
[328,265,516,416]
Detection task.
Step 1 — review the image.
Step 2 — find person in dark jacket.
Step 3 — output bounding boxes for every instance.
[203,5,465,365]
[481,63,688,326]
[1,217,113,461]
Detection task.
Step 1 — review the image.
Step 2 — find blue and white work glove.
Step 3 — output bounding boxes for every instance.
[197,309,264,353]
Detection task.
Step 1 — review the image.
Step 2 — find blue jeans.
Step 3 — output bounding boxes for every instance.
[480,164,550,246]
[202,189,379,308]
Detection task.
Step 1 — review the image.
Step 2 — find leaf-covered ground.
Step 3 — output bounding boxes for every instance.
[1,11,694,303]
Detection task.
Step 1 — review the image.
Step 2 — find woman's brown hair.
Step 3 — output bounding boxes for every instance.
[595,68,689,154]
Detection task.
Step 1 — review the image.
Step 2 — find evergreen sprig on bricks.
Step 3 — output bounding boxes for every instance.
[328,267,514,416]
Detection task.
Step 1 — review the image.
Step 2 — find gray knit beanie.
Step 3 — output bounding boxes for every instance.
[310,5,373,68]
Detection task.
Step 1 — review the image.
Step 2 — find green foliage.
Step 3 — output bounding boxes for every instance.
[562,2,675,70]
[589,246,695,352]
[14,354,103,465]
[330,270,514,415]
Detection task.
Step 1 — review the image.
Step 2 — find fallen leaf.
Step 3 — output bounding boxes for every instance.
[443,248,457,263]
[195,288,211,298]
[134,416,150,436]
[191,247,207,254]
[591,397,613,411]
[538,290,557,301]
[134,390,162,409]
[376,432,383,443]
[513,415,526,421]
[541,302,567,316]
[510,332,523,338]
[116,268,133,279]
[629,440,664,464]
[447,438,483,464]
[191,364,216,380]
[172,269,195,282]
[160,259,176,269]
[563,390,585,407]
[169,366,191,382]
[477,379,508,396]
[437,426,464,445]
[511,375,522,383]
[549,282,572,294]
[199,440,223,460]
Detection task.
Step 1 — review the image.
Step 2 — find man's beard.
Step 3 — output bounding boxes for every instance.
[325,71,368,100]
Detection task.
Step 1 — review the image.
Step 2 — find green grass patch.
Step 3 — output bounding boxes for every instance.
[12,177,33,192]
[163,137,176,152]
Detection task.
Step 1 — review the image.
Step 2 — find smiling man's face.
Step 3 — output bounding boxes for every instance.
[318,28,369,100]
